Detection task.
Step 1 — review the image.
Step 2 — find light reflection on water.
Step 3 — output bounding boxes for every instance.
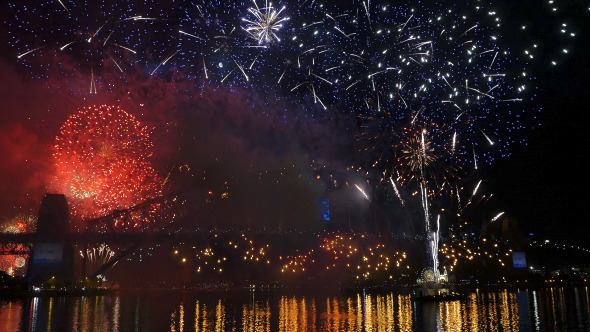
[0,287,589,331]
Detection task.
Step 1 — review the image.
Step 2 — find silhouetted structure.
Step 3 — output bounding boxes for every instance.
[26,194,75,286]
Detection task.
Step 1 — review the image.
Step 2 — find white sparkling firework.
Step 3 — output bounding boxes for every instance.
[490,211,505,223]
[355,184,371,201]
[242,0,289,44]
[471,180,482,199]
[389,177,405,206]
[81,243,116,265]
[430,214,440,280]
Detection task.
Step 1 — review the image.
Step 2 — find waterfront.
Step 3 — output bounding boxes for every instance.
[1,286,589,331]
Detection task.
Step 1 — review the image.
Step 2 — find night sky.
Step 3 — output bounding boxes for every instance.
[485,9,590,244]
[0,0,588,244]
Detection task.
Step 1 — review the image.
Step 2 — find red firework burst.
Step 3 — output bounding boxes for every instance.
[53,105,161,224]
[0,214,36,275]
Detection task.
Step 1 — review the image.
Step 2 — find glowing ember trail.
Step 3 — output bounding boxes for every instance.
[52,105,161,226]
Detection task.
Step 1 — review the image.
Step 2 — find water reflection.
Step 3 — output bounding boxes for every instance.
[275,292,415,331]
[0,287,589,331]
[0,300,21,331]
[242,298,270,331]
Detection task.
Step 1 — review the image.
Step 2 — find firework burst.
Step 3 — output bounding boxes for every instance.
[397,119,462,192]
[0,214,37,275]
[52,105,161,225]
[357,113,465,278]
[333,1,538,167]
[358,113,463,194]
[158,0,344,108]
[81,243,116,266]
[242,0,289,45]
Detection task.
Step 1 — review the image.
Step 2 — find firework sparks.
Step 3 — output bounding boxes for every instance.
[7,1,164,93]
[53,105,161,225]
[490,212,505,224]
[355,184,370,201]
[389,177,405,206]
[242,0,289,44]
[429,214,441,280]
[0,214,37,275]
[439,237,513,274]
[280,234,408,281]
[398,119,463,191]
[81,243,116,266]
[357,114,465,278]
[3,0,586,285]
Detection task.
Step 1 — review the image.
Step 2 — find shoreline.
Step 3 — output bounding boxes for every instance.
[0,287,109,298]
[1,279,588,299]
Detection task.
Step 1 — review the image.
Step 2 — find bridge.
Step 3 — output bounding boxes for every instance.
[0,190,211,284]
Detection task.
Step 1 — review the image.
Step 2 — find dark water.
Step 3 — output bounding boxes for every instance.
[1,287,589,331]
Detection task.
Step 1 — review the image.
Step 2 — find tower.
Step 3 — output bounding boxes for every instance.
[26,194,75,286]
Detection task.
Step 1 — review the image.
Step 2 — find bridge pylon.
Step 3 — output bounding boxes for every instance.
[26,194,75,286]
